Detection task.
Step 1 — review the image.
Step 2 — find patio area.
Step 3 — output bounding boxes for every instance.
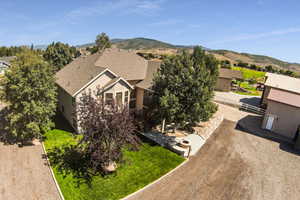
[140,110,224,157]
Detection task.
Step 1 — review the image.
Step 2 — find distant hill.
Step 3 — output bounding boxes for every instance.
[76,37,300,73]
[112,37,175,49]
[77,38,203,50]
[209,49,300,73]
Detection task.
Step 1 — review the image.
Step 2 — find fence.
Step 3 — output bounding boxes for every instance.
[240,103,265,115]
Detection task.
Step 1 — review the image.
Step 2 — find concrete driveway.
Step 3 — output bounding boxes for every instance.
[126,120,300,200]
[0,142,60,200]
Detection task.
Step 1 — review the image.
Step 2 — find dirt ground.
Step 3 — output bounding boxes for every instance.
[0,143,60,200]
[126,120,300,200]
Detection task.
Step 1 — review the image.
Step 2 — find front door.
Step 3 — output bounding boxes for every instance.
[266,115,275,130]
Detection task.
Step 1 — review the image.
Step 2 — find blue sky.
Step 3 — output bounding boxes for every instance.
[1,0,300,62]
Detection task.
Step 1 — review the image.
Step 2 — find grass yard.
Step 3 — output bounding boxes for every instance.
[235,81,262,96]
[232,67,266,81]
[44,129,185,200]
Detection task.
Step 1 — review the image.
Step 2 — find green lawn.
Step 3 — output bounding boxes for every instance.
[234,81,262,96]
[232,67,266,81]
[44,129,185,200]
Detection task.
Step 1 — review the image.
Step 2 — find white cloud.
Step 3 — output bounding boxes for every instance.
[66,0,165,20]
[209,28,300,45]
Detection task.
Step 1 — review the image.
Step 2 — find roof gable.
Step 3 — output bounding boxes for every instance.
[55,53,108,96]
[55,48,148,96]
[102,77,133,92]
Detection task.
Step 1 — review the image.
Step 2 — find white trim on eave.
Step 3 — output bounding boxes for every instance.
[72,68,116,97]
[72,68,133,97]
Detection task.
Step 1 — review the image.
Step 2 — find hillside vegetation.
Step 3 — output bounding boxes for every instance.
[76,37,300,73]
[209,49,300,73]
[113,37,175,49]
[232,67,266,81]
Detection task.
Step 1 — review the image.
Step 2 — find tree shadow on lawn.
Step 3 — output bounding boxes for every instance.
[0,109,75,145]
[47,144,95,187]
[47,134,152,188]
[54,112,75,133]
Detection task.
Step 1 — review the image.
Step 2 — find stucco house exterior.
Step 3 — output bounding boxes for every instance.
[261,72,300,106]
[55,48,160,131]
[261,73,300,140]
[215,68,243,92]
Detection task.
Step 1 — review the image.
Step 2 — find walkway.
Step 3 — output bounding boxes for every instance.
[0,142,60,200]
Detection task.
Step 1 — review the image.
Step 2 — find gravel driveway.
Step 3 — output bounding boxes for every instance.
[0,142,60,200]
[126,120,300,200]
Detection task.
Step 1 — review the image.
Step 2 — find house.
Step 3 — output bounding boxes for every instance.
[0,56,15,74]
[215,68,243,92]
[261,72,300,106]
[261,73,300,140]
[55,48,160,131]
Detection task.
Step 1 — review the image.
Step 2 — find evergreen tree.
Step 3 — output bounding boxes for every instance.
[152,46,219,130]
[0,50,57,143]
[43,42,80,72]
[95,32,111,53]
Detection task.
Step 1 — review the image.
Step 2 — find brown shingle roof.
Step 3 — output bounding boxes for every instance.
[219,68,243,79]
[55,48,148,96]
[136,61,161,90]
[95,48,148,81]
[265,73,300,94]
[55,53,106,95]
[267,88,300,108]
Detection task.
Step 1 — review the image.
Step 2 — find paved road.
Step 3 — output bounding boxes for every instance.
[126,120,300,200]
[0,143,60,200]
[214,91,261,107]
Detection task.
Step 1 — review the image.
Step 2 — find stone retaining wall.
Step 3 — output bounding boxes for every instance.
[193,111,224,140]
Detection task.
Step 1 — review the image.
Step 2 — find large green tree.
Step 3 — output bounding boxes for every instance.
[43,42,80,72]
[87,32,112,54]
[1,50,57,143]
[152,46,219,130]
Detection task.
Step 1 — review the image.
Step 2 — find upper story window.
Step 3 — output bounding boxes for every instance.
[124,91,129,104]
[105,93,113,105]
[116,92,123,106]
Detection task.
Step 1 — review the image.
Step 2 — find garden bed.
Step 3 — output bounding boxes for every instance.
[44,129,184,200]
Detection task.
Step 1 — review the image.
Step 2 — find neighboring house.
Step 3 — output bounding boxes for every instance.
[0,56,15,74]
[261,73,300,140]
[215,68,243,92]
[55,48,160,131]
[261,72,300,106]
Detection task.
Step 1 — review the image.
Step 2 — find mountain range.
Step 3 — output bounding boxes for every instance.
[41,37,300,73]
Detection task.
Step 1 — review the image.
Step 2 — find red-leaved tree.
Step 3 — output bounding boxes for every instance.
[75,90,140,173]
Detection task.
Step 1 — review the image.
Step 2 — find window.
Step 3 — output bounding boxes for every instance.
[116,92,123,106]
[61,105,65,113]
[124,91,129,104]
[105,93,113,105]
